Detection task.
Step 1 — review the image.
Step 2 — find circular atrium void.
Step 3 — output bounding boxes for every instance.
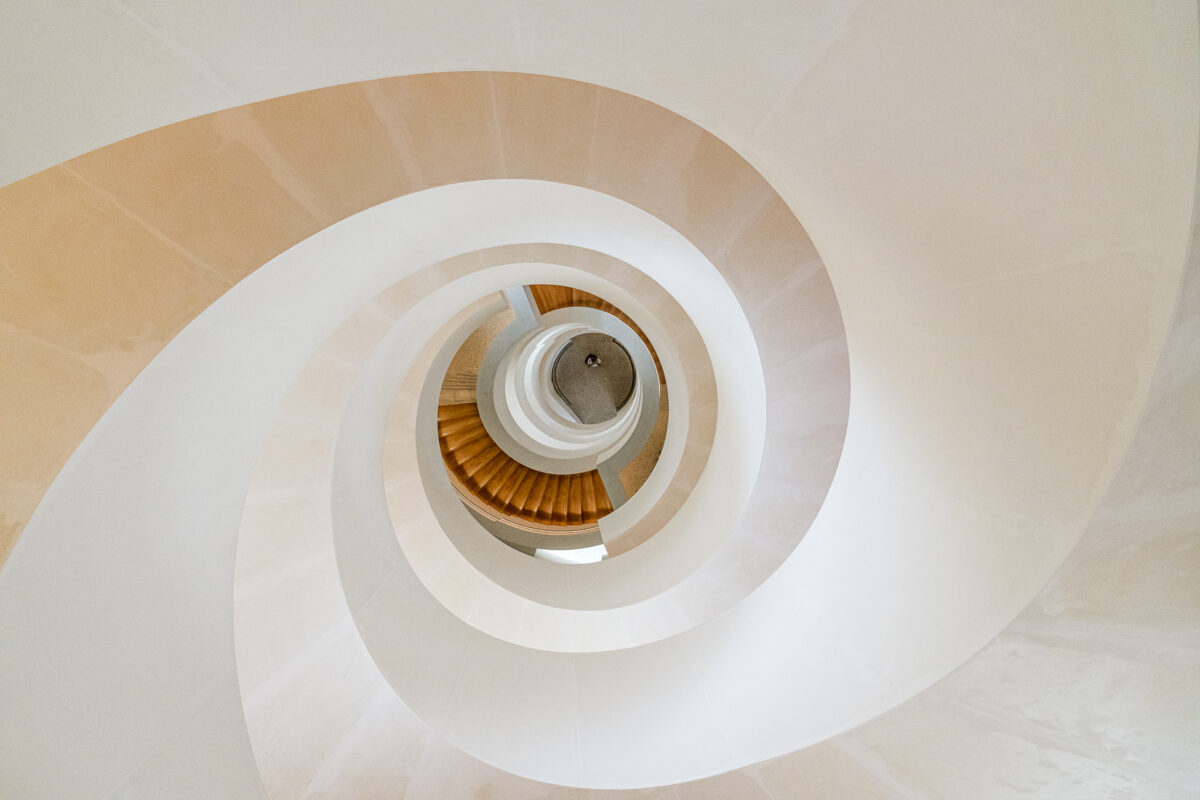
[551,334,635,424]
[433,283,667,562]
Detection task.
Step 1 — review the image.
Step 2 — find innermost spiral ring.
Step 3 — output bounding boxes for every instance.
[551,334,636,424]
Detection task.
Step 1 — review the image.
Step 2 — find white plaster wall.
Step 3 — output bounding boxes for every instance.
[0,181,770,794]
[246,210,1200,797]
[2,4,1195,297]
[1,145,1189,793]
[1,2,1197,796]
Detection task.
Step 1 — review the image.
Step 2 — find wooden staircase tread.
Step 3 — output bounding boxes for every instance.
[451,434,494,464]
[438,403,480,420]
[538,475,559,522]
[483,458,522,499]
[474,451,516,491]
[508,469,539,512]
[436,395,618,529]
[440,426,488,451]
[568,474,583,524]
[461,444,503,478]
[493,463,527,507]
[439,415,486,436]
[553,478,569,524]
[525,472,550,517]
[581,473,596,517]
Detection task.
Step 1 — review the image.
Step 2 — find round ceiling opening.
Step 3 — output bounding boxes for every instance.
[551,333,636,424]
[432,282,669,561]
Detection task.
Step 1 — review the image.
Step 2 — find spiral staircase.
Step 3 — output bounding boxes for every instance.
[438,403,614,527]
[1,4,1198,799]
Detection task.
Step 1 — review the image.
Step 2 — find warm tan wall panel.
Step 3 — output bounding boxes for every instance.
[720,193,825,313]
[492,73,599,184]
[0,167,231,353]
[245,82,419,223]
[0,334,109,563]
[0,72,823,566]
[365,72,506,188]
[0,166,233,562]
[65,112,327,284]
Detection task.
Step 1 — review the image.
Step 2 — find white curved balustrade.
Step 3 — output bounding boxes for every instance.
[0,5,1195,797]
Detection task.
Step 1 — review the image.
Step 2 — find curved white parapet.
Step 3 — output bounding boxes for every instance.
[0,4,1196,798]
[490,316,646,469]
[241,170,1200,797]
[338,212,771,632]
[0,146,1186,795]
[389,248,734,615]
[535,305,663,474]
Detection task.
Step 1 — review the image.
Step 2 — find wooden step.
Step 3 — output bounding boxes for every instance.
[482,457,521,499]
[460,443,502,478]
[544,475,564,523]
[568,473,583,524]
[452,433,494,464]
[437,402,613,529]
[493,464,527,509]
[507,469,539,514]
[524,472,550,517]
[440,423,488,451]
[438,403,480,420]
[552,476,569,524]
[475,450,516,492]
[439,414,486,437]
[581,470,596,516]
